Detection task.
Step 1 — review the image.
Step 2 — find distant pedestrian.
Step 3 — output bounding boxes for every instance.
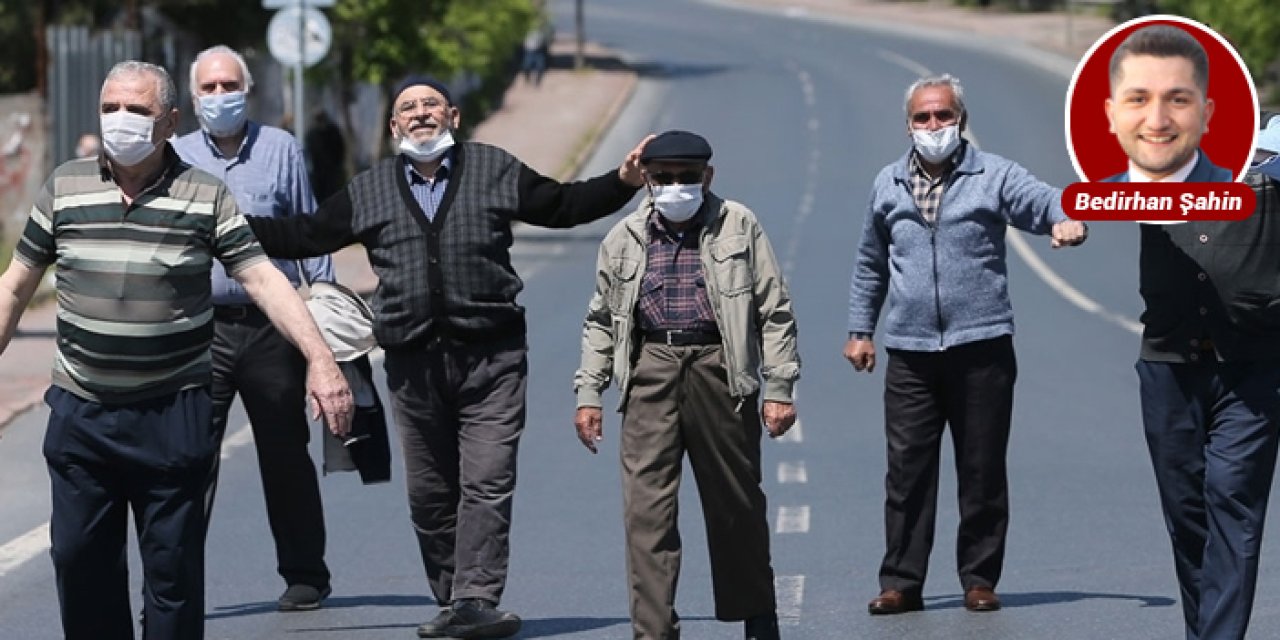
[173,44,339,613]
[1129,112,1280,640]
[0,60,351,640]
[573,130,799,640]
[305,108,347,202]
[521,19,553,86]
[846,73,1086,616]
[73,132,100,158]
[239,74,652,639]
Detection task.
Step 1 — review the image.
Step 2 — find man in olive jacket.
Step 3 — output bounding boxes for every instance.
[573,130,800,640]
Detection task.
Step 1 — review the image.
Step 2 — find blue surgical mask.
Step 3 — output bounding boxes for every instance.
[197,91,248,138]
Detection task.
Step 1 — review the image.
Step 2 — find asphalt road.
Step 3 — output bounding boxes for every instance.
[2,0,1279,638]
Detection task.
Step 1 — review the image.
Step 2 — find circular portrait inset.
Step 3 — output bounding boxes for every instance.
[1065,14,1257,183]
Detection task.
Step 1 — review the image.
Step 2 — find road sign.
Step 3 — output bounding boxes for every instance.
[263,0,334,8]
[266,6,331,68]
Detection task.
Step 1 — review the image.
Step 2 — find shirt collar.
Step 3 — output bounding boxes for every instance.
[99,141,183,186]
[403,151,453,184]
[1127,150,1199,183]
[200,121,258,161]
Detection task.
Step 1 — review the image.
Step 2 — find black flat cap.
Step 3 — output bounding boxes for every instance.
[640,130,713,164]
[392,74,453,106]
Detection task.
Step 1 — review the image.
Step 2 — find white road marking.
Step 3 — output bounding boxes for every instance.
[875,48,933,78]
[776,505,811,533]
[220,422,255,460]
[778,460,809,484]
[0,522,49,577]
[775,575,805,622]
[777,418,803,443]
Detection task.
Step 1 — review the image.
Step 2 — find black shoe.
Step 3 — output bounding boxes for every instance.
[441,598,522,639]
[416,606,455,638]
[277,584,332,611]
[745,612,780,640]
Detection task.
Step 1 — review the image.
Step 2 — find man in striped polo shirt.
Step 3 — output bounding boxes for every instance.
[0,61,353,640]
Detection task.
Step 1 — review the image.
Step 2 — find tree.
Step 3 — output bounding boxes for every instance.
[1159,0,1280,92]
[331,0,535,158]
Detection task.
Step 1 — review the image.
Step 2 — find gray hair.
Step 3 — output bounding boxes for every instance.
[903,73,966,124]
[190,45,255,95]
[103,60,177,112]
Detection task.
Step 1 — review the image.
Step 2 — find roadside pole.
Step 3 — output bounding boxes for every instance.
[264,0,333,151]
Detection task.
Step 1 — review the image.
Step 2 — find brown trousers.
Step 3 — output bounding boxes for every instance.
[621,342,776,640]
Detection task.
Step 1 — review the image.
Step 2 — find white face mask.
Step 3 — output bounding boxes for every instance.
[101,111,160,167]
[197,91,248,138]
[651,184,704,223]
[912,124,961,164]
[398,129,454,163]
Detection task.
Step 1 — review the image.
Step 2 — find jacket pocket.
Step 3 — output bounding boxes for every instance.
[710,234,752,296]
[609,257,639,312]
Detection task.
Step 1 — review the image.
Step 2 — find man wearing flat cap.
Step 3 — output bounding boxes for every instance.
[245,74,652,639]
[574,129,800,640]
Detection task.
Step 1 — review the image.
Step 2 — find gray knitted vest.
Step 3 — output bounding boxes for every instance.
[346,142,525,349]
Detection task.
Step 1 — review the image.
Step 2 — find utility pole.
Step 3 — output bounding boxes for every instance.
[574,0,585,70]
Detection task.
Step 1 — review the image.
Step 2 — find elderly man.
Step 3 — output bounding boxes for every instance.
[0,61,351,640]
[172,44,337,612]
[242,75,651,639]
[845,74,1086,615]
[1103,24,1228,183]
[573,130,799,640]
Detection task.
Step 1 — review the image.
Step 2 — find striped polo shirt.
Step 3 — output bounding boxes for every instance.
[15,144,268,403]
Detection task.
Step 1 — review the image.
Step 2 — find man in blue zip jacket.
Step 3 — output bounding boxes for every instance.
[844,74,1086,616]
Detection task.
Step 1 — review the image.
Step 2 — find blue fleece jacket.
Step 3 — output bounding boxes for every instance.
[847,142,1067,351]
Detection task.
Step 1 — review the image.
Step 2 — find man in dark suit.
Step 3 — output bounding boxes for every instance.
[1102,24,1228,183]
[1130,66,1280,635]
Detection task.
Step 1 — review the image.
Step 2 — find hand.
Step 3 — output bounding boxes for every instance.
[306,359,354,438]
[844,337,876,372]
[1050,220,1087,248]
[763,401,796,438]
[618,134,657,187]
[574,406,604,453]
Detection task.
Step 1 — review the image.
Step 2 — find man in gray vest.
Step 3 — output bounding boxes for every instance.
[244,75,651,639]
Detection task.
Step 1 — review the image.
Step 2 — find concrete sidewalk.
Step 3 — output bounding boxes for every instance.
[0,1,1115,432]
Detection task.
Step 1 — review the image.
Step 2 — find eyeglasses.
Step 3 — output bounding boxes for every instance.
[647,170,704,185]
[910,109,958,125]
[397,98,448,115]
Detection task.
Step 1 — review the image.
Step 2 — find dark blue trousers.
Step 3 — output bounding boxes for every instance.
[43,386,216,640]
[1137,360,1280,640]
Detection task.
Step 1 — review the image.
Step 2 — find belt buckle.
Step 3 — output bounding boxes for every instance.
[219,305,249,320]
[666,330,675,346]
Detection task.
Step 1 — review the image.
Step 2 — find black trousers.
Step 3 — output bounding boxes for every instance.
[879,336,1017,594]
[383,335,527,606]
[44,386,215,640]
[207,311,329,589]
[1137,359,1280,640]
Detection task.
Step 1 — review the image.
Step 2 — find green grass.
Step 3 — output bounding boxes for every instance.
[0,230,11,272]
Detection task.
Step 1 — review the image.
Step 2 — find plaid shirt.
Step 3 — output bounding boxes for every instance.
[909,150,954,226]
[405,155,452,221]
[636,213,717,332]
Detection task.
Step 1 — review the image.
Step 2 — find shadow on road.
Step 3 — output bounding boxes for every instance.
[923,590,1177,610]
[517,615,640,637]
[206,593,434,620]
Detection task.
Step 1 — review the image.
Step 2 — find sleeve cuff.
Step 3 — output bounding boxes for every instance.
[762,378,795,403]
[576,387,604,408]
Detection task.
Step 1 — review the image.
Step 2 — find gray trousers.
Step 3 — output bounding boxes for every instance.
[621,342,776,640]
[383,335,527,606]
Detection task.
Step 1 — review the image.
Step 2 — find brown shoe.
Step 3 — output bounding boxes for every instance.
[867,589,924,615]
[964,586,1001,612]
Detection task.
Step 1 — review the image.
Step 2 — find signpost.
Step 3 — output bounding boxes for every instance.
[263,0,333,150]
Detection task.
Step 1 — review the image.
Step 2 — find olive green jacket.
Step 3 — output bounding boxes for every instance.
[574,193,800,411]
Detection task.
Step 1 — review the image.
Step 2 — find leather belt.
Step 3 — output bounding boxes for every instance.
[214,304,265,322]
[643,329,721,346]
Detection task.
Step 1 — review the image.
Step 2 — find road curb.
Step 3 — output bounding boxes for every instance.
[556,68,639,181]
